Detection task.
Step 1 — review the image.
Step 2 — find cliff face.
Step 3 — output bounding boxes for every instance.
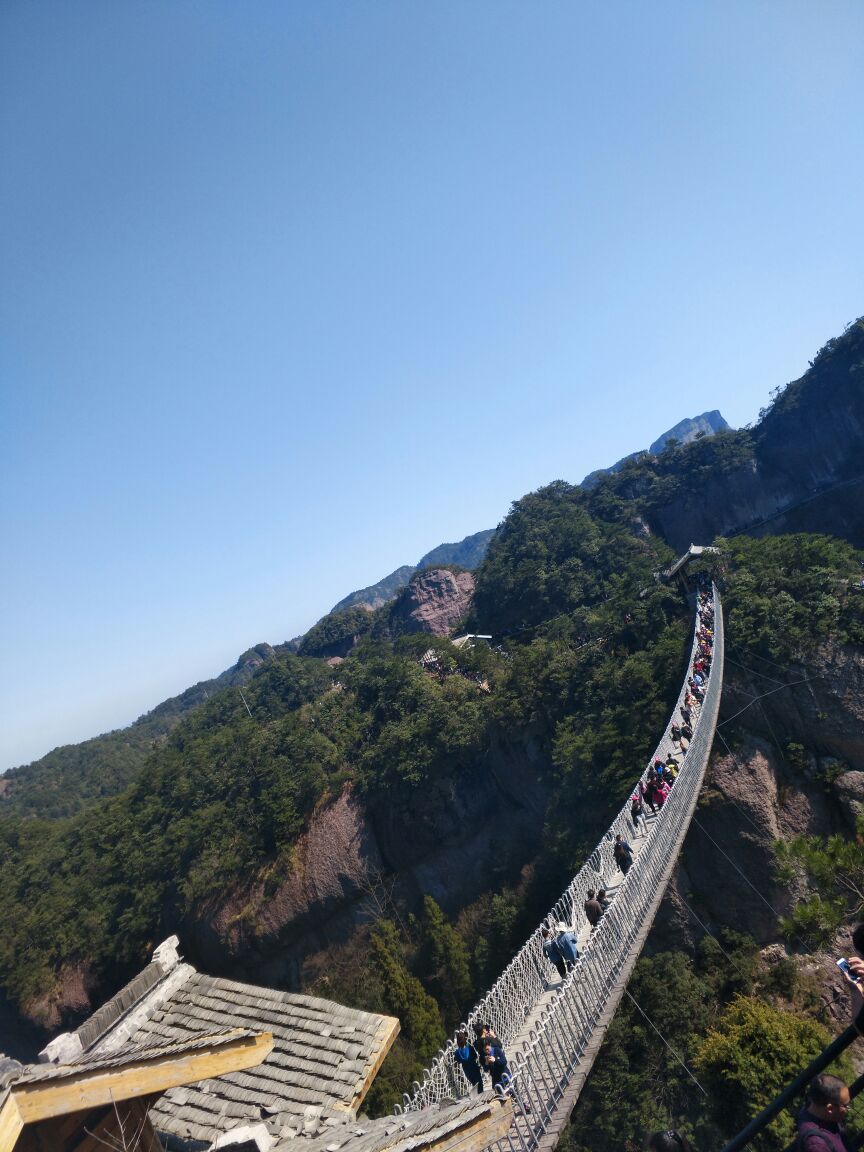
[387,568,475,637]
[332,530,495,614]
[650,322,864,550]
[651,639,864,1028]
[648,410,730,454]
[188,732,550,989]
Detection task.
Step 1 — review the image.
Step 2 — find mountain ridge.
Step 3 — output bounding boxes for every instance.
[581,409,730,488]
[330,529,496,614]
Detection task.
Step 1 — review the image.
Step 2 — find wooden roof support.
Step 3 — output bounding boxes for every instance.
[346,1014,401,1114]
[0,1094,23,1152]
[8,1031,273,1131]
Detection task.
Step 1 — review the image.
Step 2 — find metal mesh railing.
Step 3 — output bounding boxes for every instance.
[396,585,724,1150]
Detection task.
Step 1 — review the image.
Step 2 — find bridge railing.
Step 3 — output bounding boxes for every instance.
[397,584,723,1133]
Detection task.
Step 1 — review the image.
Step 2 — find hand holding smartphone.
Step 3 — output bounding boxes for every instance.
[837,958,862,983]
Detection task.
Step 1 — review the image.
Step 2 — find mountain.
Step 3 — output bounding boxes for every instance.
[596,326,864,552]
[331,529,496,613]
[647,409,730,454]
[1,320,864,1134]
[0,642,286,819]
[581,409,730,488]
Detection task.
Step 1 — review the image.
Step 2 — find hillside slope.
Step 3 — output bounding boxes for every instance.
[2,319,864,1133]
[0,643,283,819]
[331,529,496,613]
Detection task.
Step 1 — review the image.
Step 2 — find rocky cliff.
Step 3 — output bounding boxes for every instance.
[650,637,864,1038]
[386,568,475,637]
[189,732,550,990]
[648,322,864,551]
[648,409,730,454]
[332,530,495,614]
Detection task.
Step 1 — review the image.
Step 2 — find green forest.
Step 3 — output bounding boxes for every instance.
[3,319,864,1148]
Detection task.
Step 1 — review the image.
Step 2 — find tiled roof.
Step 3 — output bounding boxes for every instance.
[68,956,398,1149]
[288,1094,513,1152]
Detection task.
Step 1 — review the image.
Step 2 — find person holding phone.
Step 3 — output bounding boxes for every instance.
[838,924,864,1023]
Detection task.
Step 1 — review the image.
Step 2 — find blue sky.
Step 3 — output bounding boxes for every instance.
[2,1,863,773]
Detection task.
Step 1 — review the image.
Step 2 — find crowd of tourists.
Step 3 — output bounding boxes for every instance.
[449,586,719,1114]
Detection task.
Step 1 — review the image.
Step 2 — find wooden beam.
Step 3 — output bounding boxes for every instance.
[0,1093,23,1152]
[429,1100,514,1152]
[376,1100,514,1152]
[12,1032,273,1126]
[346,1015,400,1113]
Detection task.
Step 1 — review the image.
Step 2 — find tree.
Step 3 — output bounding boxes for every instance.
[370,920,446,1057]
[420,897,473,1028]
[776,817,864,946]
[695,996,853,1151]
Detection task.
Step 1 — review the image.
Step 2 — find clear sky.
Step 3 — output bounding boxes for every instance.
[2,1,863,773]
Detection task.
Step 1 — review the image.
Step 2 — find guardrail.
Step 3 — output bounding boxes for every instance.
[396,584,724,1152]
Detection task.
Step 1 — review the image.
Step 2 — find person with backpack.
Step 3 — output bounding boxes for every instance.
[614,834,634,875]
[541,927,568,979]
[584,890,603,928]
[796,1074,851,1151]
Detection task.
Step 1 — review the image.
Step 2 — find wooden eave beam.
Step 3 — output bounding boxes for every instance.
[380,1098,514,1152]
[0,1093,24,1152]
[346,1015,401,1113]
[11,1031,273,1127]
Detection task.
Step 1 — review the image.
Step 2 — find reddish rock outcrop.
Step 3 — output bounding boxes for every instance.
[23,964,94,1031]
[189,732,550,989]
[388,568,475,637]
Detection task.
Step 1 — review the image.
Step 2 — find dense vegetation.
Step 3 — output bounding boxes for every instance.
[562,935,856,1152]
[297,605,375,656]
[719,534,864,662]
[1,642,281,819]
[2,319,864,1139]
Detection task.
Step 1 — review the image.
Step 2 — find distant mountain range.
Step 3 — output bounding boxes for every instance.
[1,410,728,803]
[332,412,731,613]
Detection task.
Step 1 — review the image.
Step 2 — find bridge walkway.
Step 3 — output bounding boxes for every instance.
[397,582,724,1152]
[506,808,657,1058]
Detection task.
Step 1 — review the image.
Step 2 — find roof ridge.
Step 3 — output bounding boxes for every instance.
[38,937,195,1064]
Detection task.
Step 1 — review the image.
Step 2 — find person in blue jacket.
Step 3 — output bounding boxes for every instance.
[482,1042,511,1092]
[453,1030,483,1094]
[555,922,579,970]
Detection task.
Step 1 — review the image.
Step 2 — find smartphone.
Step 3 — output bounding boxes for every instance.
[837,958,862,982]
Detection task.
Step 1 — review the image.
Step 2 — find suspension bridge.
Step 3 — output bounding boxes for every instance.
[396,581,724,1152]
